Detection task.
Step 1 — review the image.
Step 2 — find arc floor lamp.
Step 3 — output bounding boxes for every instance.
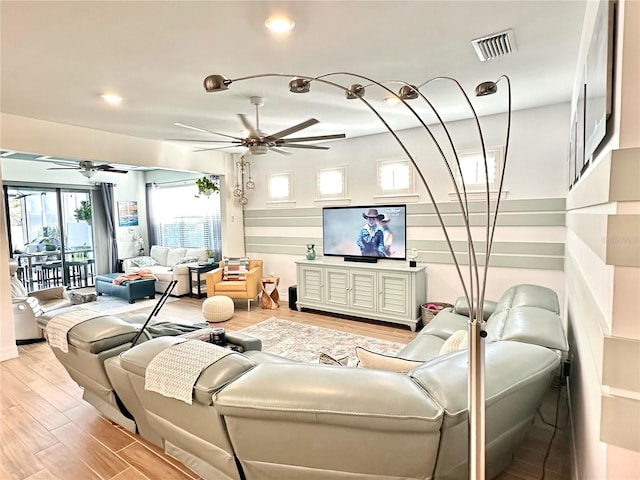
[203,71,511,480]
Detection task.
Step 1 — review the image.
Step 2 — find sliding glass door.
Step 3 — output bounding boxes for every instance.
[6,186,96,291]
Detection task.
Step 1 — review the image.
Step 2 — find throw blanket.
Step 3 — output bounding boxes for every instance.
[113,268,157,285]
[145,340,232,405]
[45,309,104,353]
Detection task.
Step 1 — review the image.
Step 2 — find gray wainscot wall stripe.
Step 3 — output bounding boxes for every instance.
[244,197,566,271]
[244,198,566,228]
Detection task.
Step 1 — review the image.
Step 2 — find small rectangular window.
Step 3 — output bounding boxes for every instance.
[269,172,293,202]
[456,147,502,191]
[317,166,347,200]
[377,159,414,196]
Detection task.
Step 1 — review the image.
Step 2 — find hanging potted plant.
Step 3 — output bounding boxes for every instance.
[74,200,92,225]
[195,176,220,197]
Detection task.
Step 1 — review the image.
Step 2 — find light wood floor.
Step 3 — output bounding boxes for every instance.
[1,296,572,480]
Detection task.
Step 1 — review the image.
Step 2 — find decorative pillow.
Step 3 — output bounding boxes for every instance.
[355,347,423,373]
[133,256,159,268]
[169,255,200,271]
[439,330,469,355]
[319,352,349,366]
[223,257,249,281]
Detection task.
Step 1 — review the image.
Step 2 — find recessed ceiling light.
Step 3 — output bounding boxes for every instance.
[265,15,295,34]
[101,93,123,104]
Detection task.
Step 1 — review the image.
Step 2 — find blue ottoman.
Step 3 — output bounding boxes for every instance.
[95,273,155,303]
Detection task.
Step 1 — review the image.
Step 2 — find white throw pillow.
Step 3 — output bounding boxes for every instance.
[439,330,469,355]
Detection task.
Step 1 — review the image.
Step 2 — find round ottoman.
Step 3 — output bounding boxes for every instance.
[202,295,234,322]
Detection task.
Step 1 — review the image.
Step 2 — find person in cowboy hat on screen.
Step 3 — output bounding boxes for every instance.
[356,208,385,257]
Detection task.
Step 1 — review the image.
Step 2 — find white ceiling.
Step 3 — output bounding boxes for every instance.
[1,1,587,159]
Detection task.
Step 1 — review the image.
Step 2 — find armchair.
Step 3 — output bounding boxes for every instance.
[205,259,263,310]
[9,260,72,343]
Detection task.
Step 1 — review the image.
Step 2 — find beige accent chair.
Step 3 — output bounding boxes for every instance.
[205,259,263,310]
[9,259,71,343]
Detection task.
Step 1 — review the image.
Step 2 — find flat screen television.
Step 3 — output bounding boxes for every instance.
[322,205,407,262]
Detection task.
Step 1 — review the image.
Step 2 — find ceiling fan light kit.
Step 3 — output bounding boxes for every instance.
[200,70,509,480]
[172,93,346,156]
[46,159,128,178]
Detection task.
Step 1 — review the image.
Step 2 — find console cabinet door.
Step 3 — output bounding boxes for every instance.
[378,272,410,318]
[325,268,349,308]
[350,270,377,312]
[298,265,324,304]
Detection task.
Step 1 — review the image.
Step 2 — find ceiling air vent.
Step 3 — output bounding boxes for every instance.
[471,29,517,62]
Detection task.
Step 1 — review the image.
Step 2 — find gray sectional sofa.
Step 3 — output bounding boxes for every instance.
[41,284,568,480]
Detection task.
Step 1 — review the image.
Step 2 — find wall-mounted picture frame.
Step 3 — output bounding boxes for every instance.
[118,201,139,227]
[568,116,576,189]
[584,0,616,163]
[576,80,587,176]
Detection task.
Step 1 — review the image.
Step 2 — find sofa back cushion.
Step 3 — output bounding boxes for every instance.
[494,284,560,315]
[166,248,187,267]
[150,245,170,266]
[223,257,250,281]
[185,248,208,263]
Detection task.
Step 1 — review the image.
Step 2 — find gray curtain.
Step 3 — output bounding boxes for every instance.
[146,182,157,247]
[99,183,118,272]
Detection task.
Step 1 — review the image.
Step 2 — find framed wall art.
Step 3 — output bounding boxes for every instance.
[118,201,139,227]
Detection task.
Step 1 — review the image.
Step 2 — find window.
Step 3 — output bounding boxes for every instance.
[455,147,502,191]
[148,179,222,260]
[317,166,347,200]
[269,172,293,202]
[377,159,414,196]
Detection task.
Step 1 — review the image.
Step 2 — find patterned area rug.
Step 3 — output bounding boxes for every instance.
[239,317,407,366]
[70,287,178,315]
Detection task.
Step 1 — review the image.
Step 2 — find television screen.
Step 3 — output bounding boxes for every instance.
[322,205,407,260]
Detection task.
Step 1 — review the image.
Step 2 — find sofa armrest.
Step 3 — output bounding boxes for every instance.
[29,286,69,302]
[171,263,193,275]
[244,266,263,298]
[205,268,224,296]
[122,258,138,271]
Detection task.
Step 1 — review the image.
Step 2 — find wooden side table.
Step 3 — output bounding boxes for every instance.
[260,276,280,309]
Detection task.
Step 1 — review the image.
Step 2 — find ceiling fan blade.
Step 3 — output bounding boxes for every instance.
[266,118,320,141]
[175,122,243,141]
[102,167,129,174]
[47,167,78,170]
[279,133,346,143]
[237,114,260,137]
[270,147,293,155]
[166,138,242,144]
[276,143,330,150]
[193,145,244,153]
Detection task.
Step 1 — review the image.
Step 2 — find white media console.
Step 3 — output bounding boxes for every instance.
[295,259,426,331]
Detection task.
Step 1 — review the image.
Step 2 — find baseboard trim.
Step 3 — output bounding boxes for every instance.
[566,377,579,480]
[0,344,19,361]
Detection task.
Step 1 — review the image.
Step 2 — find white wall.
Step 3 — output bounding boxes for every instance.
[244,103,569,305]
[0,161,19,361]
[565,1,640,478]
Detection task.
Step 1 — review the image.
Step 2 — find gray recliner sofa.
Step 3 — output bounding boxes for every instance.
[44,283,568,480]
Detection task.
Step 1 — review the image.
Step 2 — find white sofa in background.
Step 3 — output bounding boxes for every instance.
[123,245,207,296]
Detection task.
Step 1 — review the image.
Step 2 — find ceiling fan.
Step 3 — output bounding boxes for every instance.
[169,96,346,155]
[47,160,128,178]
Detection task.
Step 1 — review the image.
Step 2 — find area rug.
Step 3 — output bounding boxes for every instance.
[71,288,178,316]
[239,317,407,366]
